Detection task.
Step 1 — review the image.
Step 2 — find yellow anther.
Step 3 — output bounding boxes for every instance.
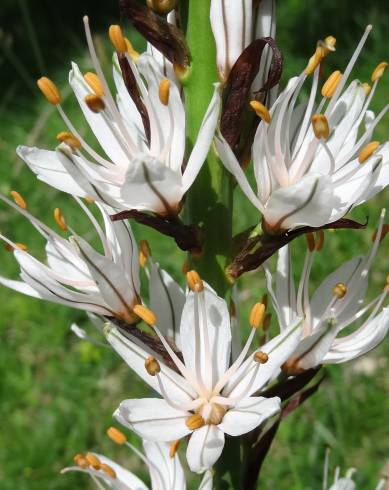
[312,113,330,139]
[333,282,347,299]
[56,131,81,150]
[186,414,205,430]
[305,232,316,252]
[147,0,177,15]
[85,94,105,113]
[139,240,151,268]
[84,196,95,204]
[186,270,204,292]
[84,72,104,97]
[250,100,271,123]
[54,208,68,231]
[358,141,380,164]
[124,37,140,60]
[321,70,342,98]
[315,230,325,251]
[305,46,324,76]
[249,302,266,329]
[372,223,389,243]
[101,463,117,479]
[254,351,269,364]
[169,439,180,458]
[322,35,337,54]
[207,404,226,425]
[159,78,171,106]
[85,453,101,470]
[10,190,27,209]
[37,76,61,105]
[74,454,89,469]
[371,61,388,82]
[108,25,127,53]
[361,82,371,95]
[106,427,127,445]
[5,242,28,252]
[145,356,161,376]
[133,304,157,326]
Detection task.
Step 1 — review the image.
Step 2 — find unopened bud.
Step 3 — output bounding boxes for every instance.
[145,356,161,376]
[108,25,127,53]
[254,351,269,364]
[56,131,81,150]
[321,70,342,98]
[250,101,271,123]
[312,114,330,139]
[358,141,380,164]
[37,77,61,105]
[169,439,180,458]
[159,78,170,105]
[101,463,117,479]
[10,190,26,209]
[333,282,347,299]
[249,302,265,329]
[186,414,205,430]
[186,270,204,292]
[371,61,388,82]
[54,208,68,231]
[147,0,177,15]
[84,72,104,97]
[85,94,105,113]
[133,304,157,326]
[106,427,127,445]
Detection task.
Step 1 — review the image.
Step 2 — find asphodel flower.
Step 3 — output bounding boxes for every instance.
[264,211,389,373]
[210,0,276,82]
[62,430,213,490]
[19,17,221,217]
[216,26,389,232]
[105,273,302,473]
[0,193,140,323]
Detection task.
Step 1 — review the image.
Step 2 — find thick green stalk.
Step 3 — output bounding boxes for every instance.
[183,0,233,297]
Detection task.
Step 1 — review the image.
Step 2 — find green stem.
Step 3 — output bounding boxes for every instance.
[183,0,233,297]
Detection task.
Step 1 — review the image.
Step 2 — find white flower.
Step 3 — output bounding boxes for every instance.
[0,193,140,323]
[216,26,389,231]
[265,210,389,372]
[105,275,302,473]
[210,0,276,82]
[18,18,221,216]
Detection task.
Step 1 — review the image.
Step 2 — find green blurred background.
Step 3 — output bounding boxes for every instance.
[0,0,388,488]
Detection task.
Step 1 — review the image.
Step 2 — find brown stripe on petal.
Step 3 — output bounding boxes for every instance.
[120,0,190,68]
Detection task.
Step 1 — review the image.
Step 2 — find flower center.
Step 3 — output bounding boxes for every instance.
[197,401,227,425]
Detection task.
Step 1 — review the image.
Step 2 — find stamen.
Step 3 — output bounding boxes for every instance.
[85,453,101,470]
[305,46,324,76]
[305,232,316,252]
[371,61,388,82]
[53,208,68,231]
[321,70,342,98]
[139,240,151,268]
[74,454,89,468]
[250,101,271,123]
[56,131,81,150]
[84,72,104,97]
[312,114,329,139]
[186,414,205,430]
[106,426,127,445]
[321,35,337,54]
[169,440,180,458]
[100,463,117,479]
[186,270,204,292]
[372,223,389,243]
[10,190,26,209]
[133,305,157,326]
[84,196,95,204]
[145,356,161,376]
[124,37,140,60]
[333,282,347,299]
[315,230,325,251]
[358,141,380,163]
[5,242,28,252]
[159,78,171,106]
[84,94,105,113]
[249,303,265,329]
[254,351,269,364]
[108,25,127,53]
[147,0,177,15]
[37,76,61,105]
[362,82,371,95]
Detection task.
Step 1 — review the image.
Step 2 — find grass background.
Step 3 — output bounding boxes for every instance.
[0,0,388,488]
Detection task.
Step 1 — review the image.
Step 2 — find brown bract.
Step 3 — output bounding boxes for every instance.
[220,37,283,151]
[120,0,190,68]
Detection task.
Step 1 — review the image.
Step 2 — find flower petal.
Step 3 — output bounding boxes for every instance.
[186,425,225,474]
[143,441,186,490]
